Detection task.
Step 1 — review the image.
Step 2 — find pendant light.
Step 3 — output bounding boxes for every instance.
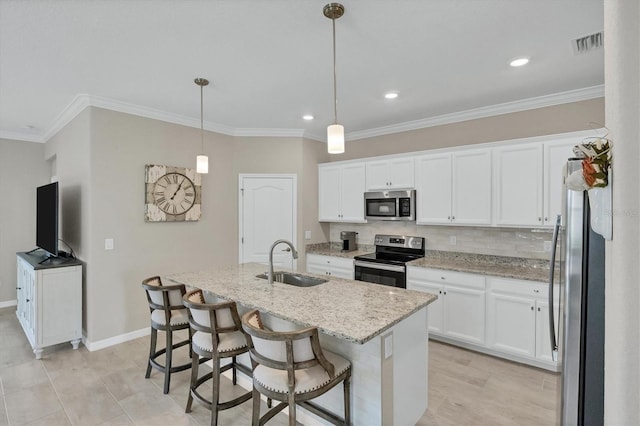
[324,3,345,154]
[195,77,209,174]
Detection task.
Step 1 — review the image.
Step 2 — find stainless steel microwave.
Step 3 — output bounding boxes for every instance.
[364,190,416,221]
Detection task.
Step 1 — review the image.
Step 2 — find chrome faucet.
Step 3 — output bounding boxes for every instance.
[268,239,298,285]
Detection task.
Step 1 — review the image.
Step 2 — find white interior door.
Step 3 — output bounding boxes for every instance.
[239,174,296,269]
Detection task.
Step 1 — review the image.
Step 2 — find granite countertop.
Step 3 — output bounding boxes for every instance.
[305,242,374,259]
[166,262,436,345]
[306,243,552,282]
[408,250,551,282]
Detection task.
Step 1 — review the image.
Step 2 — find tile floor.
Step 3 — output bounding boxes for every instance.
[0,308,559,425]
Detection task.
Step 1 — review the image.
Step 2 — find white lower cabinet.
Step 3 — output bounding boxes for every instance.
[486,277,559,368]
[16,254,83,359]
[306,254,354,280]
[408,266,559,371]
[407,266,485,345]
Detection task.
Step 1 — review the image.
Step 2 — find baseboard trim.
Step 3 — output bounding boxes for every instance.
[0,300,17,309]
[83,327,150,352]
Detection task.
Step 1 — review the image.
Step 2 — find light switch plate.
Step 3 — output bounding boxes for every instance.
[105,238,114,250]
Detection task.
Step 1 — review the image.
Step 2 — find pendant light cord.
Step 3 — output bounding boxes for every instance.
[200,84,204,153]
[332,17,338,125]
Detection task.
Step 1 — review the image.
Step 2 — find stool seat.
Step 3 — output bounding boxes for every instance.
[254,350,350,395]
[192,330,247,353]
[151,309,189,326]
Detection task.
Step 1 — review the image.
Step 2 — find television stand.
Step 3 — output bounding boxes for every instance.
[16,251,83,359]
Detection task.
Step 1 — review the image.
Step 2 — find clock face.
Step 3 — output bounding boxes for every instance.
[153,172,196,215]
[145,165,202,222]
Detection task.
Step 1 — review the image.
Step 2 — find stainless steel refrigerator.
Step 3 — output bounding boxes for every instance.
[549,158,605,425]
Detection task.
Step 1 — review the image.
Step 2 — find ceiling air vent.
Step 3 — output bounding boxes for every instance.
[572,31,604,55]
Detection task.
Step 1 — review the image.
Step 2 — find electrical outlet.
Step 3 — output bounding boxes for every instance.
[544,241,552,252]
[449,236,457,245]
[105,238,114,250]
[305,230,312,240]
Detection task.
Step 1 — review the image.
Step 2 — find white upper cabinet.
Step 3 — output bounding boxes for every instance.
[493,136,580,227]
[415,149,491,225]
[366,157,414,190]
[415,153,452,224]
[318,162,366,223]
[544,138,579,226]
[452,149,492,225]
[493,143,544,226]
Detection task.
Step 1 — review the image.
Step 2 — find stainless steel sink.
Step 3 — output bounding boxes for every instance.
[256,271,328,287]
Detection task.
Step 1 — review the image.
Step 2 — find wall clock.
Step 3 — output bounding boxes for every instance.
[145,164,202,222]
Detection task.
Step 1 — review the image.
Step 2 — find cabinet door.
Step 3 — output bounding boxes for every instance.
[340,163,366,222]
[493,143,544,226]
[327,257,354,279]
[24,268,37,342]
[544,139,577,226]
[487,292,536,357]
[409,281,444,335]
[452,149,492,225]
[387,157,414,189]
[415,153,452,224]
[318,165,342,221]
[443,285,485,344]
[536,300,559,362]
[306,254,330,276]
[365,160,390,190]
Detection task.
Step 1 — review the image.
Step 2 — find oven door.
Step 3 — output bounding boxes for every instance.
[354,260,406,288]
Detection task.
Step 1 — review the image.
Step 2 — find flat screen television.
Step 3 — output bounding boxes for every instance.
[36,182,59,257]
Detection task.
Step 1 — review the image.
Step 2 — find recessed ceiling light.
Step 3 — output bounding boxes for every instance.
[384,92,399,100]
[510,57,530,67]
[302,115,314,121]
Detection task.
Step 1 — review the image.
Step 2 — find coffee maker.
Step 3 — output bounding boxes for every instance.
[340,231,358,252]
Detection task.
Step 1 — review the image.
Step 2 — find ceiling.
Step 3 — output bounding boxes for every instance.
[0,0,604,144]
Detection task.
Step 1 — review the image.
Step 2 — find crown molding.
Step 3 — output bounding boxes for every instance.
[1,85,604,144]
[346,85,605,141]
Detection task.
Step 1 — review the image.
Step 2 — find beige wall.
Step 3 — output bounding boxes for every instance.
[332,98,604,161]
[233,136,330,267]
[0,139,49,304]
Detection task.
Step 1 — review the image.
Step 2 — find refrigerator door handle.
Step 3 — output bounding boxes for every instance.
[548,214,561,362]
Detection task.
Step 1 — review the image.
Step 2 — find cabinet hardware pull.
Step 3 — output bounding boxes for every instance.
[16,287,21,290]
[538,307,541,312]
[444,291,447,295]
[452,216,455,220]
[538,217,542,221]
[26,299,30,302]
[531,306,534,310]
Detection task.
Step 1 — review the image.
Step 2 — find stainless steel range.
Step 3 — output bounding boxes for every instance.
[354,234,425,288]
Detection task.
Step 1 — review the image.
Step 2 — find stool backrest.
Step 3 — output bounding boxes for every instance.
[141,276,187,324]
[241,310,335,378]
[182,289,244,347]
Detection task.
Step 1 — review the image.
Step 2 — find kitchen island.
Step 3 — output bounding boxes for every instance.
[167,262,437,426]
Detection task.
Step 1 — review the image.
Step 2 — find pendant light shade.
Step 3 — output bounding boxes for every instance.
[196,155,209,174]
[324,3,345,154]
[327,124,344,154]
[195,78,209,174]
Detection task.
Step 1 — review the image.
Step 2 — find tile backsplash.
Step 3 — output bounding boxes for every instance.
[330,222,554,260]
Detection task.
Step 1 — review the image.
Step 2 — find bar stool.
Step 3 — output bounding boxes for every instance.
[141,276,192,394]
[182,289,252,426]
[241,309,351,426]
